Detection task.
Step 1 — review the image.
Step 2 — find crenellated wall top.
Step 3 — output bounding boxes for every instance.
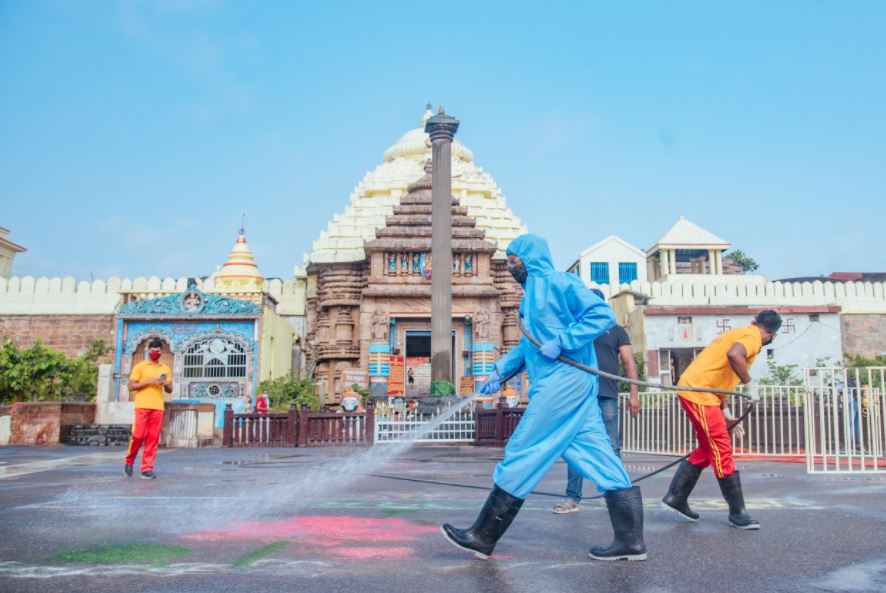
[0,275,307,316]
[594,278,886,314]
[2,275,885,315]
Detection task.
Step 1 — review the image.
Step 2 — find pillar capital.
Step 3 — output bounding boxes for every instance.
[425,105,460,142]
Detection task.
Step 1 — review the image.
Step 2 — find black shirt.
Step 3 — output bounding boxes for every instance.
[593,325,632,398]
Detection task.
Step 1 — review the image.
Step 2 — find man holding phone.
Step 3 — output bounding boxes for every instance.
[124,338,172,479]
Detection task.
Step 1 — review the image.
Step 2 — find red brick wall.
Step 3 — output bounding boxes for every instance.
[842,315,886,359]
[10,402,96,445]
[0,315,115,357]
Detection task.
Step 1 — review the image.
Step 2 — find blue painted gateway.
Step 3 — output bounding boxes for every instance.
[114,280,262,428]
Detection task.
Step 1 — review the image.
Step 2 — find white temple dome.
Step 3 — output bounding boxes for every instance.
[309,107,527,264]
[382,107,475,163]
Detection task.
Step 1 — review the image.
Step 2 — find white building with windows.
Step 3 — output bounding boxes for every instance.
[571,218,886,385]
[646,217,733,281]
[640,305,842,386]
[567,235,647,290]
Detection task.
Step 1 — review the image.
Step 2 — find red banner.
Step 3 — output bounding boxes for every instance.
[387,355,404,395]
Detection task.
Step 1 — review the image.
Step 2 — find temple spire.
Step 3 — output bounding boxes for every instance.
[215,226,264,292]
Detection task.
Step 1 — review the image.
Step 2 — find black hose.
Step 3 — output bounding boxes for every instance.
[516,316,754,399]
[435,316,754,499]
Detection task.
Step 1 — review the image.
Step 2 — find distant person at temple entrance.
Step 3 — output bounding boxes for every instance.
[255,389,270,414]
[124,338,172,480]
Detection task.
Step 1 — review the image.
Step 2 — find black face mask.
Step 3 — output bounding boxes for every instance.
[508,262,528,285]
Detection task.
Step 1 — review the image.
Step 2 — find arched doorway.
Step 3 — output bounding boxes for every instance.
[180,335,252,426]
[128,337,174,403]
[132,337,174,369]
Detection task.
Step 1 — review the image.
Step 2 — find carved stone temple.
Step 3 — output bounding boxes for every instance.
[304,108,527,403]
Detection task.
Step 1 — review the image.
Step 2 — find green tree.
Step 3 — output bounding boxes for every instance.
[724,249,759,273]
[0,339,110,404]
[258,375,319,412]
[0,339,74,403]
[843,353,886,368]
[843,353,886,390]
[350,383,370,401]
[69,340,110,400]
[759,357,802,386]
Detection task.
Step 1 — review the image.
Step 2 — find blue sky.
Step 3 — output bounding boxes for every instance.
[2,0,885,281]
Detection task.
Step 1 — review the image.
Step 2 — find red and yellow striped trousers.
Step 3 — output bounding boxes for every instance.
[679,397,735,478]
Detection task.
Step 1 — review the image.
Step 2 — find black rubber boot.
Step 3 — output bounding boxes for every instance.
[441,485,524,559]
[661,460,703,521]
[588,486,647,561]
[717,471,760,530]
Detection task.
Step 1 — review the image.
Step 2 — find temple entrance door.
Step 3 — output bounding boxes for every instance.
[130,338,174,402]
[132,338,174,370]
[404,329,456,397]
[659,347,703,385]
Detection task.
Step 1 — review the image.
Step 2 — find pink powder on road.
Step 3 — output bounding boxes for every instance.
[185,515,439,544]
[328,546,415,559]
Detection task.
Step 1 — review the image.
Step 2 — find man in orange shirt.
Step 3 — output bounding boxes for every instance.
[661,310,781,530]
[124,338,172,479]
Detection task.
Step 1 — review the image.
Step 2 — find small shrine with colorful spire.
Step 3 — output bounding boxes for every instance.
[212,218,265,300]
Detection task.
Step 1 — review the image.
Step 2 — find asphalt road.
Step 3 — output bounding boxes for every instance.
[1,444,885,593]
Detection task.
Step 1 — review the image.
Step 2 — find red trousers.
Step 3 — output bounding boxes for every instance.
[125,408,164,472]
[679,397,734,478]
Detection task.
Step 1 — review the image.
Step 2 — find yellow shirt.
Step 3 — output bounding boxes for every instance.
[677,325,762,406]
[129,360,172,410]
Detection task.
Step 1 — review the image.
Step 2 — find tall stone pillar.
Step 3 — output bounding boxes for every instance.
[425,106,459,392]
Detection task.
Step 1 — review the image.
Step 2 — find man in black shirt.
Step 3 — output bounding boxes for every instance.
[553,289,641,513]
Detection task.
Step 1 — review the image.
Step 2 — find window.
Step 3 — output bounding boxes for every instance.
[677,316,692,325]
[618,262,638,284]
[809,314,820,322]
[590,262,609,284]
[183,337,247,378]
[767,348,775,358]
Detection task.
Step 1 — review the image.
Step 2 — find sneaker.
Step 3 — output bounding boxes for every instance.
[124,463,133,477]
[140,470,157,480]
[552,499,581,514]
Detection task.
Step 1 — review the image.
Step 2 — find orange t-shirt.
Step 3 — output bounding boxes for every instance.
[129,360,172,410]
[677,325,762,406]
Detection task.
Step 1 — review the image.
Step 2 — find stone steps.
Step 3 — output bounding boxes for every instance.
[62,424,131,446]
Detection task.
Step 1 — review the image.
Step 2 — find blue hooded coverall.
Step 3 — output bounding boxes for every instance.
[492,234,633,499]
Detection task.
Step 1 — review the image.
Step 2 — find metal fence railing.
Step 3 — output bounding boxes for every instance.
[804,367,886,473]
[217,370,886,475]
[620,386,806,458]
[373,404,475,443]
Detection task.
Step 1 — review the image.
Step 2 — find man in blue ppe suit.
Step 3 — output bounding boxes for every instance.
[441,234,647,561]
